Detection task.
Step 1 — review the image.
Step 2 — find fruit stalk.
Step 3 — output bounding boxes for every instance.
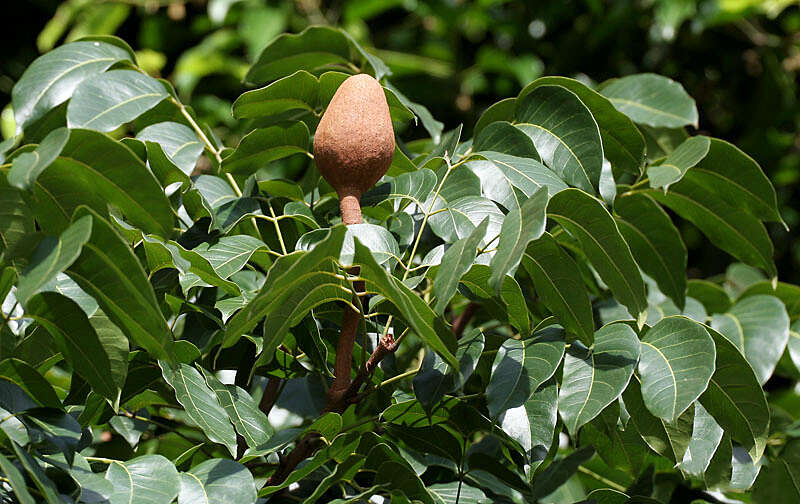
[312,73,395,411]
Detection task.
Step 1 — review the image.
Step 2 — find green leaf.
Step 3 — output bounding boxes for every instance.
[413,329,485,409]
[191,235,268,279]
[751,439,800,504]
[615,192,687,310]
[500,275,531,336]
[467,151,567,212]
[67,208,174,362]
[225,227,346,346]
[189,175,262,234]
[26,409,82,460]
[33,128,174,237]
[489,186,547,292]
[559,323,640,434]
[233,70,318,119]
[527,378,559,472]
[201,368,273,449]
[178,459,257,504]
[0,137,15,163]
[301,454,365,503]
[687,280,732,315]
[647,135,710,190]
[383,396,460,427]
[262,432,361,495]
[522,233,594,345]
[474,98,516,136]
[473,121,539,159]
[739,280,800,320]
[428,196,503,246]
[16,215,92,305]
[386,424,463,462]
[192,174,238,207]
[362,168,438,208]
[579,401,649,475]
[11,443,61,504]
[647,175,775,277]
[110,412,149,447]
[487,326,565,418]
[283,201,319,229]
[638,316,715,421]
[376,459,435,504]
[711,295,790,384]
[59,453,114,503]
[159,362,237,457]
[531,445,595,500]
[67,70,169,131]
[106,454,180,504]
[26,291,120,402]
[245,26,352,84]
[600,73,698,128]
[222,123,309,176]
[457,264,530,336]
[8,127,69,191]
[339,28,391,80]
[136,121,204,176]
[354,237,459,370]
[520,76,645,177]
[429,482,489,504]
[641,125,689,159]
[12,40,132,132]
[385,82,443,143]
[699,326,769,461]
[548,189,648,326]
[0,178,34,257]
[690,137,783,223]
[622,376,674,462]
[433,219,488,314]
[678,403,723,476]
[141,234,240,295]
[0,359,62,409]
[341,224,400,266]
[256,266,350,368]
[420,124,462,166]
[585,489,630,504]
[497,378,558,473]
[0,452,36,504]
[515,85,603,193]
[0,404,29,446]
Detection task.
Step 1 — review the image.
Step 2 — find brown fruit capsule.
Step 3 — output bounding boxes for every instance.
[313,74,395,225]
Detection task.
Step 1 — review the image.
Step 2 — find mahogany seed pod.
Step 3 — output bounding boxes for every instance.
[313,74,395,225]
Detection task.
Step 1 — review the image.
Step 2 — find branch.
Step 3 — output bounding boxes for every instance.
[451,302,479,339]
[325,278,364,411]
[259,377,282,416]
[264,432,322,486]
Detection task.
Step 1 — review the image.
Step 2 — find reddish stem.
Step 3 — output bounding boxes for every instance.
[452,302,479,340]
[340,193,362,225]
[259,377,281,416]
[325,279,363,410]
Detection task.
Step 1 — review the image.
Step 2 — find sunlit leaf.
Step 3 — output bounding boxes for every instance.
[600,73,698,128]
[559,323,640,434]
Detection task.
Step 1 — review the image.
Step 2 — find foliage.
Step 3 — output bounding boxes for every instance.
[0,17,799,504]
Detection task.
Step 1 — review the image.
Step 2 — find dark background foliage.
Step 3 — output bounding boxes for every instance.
[3,0,799,279]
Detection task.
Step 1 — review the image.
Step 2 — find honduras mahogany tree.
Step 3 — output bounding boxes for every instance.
[0,26,798,504]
